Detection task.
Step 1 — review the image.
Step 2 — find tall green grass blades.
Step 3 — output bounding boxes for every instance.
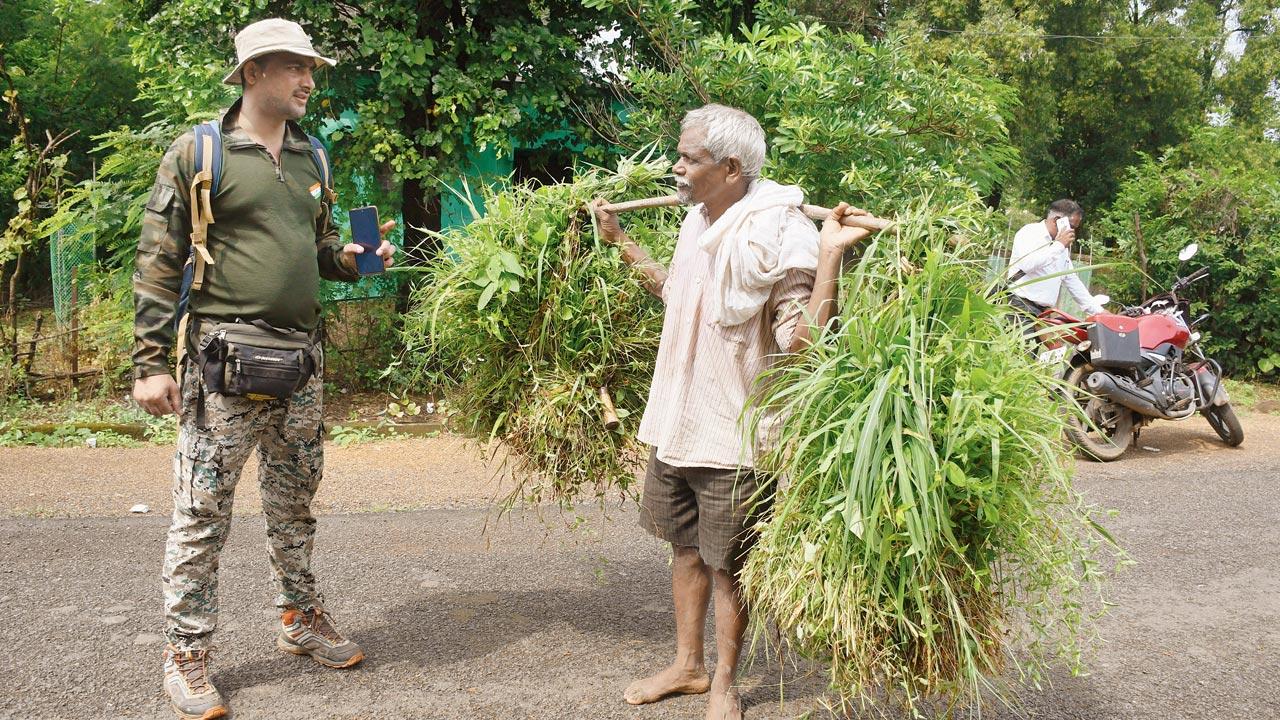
[741,200,1113,715]
[401,154,681,507]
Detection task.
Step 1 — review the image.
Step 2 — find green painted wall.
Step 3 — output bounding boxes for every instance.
[441,145,512,229]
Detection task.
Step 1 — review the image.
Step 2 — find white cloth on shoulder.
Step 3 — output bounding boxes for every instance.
[696,178,820,327]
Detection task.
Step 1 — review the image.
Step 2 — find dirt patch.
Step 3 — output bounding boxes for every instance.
[0,435,523,518]
[322,390,439,424]
[3,410,1274,520]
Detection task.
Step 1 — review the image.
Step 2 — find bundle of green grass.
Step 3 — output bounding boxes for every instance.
[401,156,681,506]
[740,200,1113,714]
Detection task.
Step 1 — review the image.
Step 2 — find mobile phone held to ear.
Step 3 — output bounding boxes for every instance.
[349,206,384,275]
[1056,216,1072,234]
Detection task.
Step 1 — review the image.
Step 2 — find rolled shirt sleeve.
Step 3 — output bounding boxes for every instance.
[770,268,816,352]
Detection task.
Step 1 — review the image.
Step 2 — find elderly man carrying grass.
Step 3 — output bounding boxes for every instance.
[592,103,880,720]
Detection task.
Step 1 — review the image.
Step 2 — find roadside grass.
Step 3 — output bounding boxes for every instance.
[0,392,442,447]
[1,380,1275,449]
[1222,379,1280,415]
[0,393,152,426]
[0,394,171,447]
[0,423,147,448]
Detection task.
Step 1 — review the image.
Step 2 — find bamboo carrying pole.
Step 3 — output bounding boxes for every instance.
[599,386,620,430]
[598,195,894,232]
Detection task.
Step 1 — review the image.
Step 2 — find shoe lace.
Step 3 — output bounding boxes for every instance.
[171,649,211,693]
[306,609,344,643]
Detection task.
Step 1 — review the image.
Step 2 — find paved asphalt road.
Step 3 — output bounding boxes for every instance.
[1,414,1277,719]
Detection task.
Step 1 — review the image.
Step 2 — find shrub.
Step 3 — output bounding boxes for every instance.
[1096,126,1280,377]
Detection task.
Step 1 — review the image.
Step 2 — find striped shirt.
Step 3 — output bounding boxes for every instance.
[637,205,818,470]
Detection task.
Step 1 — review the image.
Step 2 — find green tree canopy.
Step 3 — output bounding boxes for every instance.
[0,0,143,241]
[596,4,1018,213]
[129,0,656,255]
[0,0,145,321]
[760,0,1279,211]
[0,0,143,172]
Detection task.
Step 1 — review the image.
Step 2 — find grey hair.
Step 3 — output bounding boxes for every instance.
[680,104,766,180]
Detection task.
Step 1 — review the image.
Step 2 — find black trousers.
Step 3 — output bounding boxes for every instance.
[1007,294,1050,341]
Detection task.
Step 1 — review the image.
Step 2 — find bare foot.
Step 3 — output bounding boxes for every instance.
[623,664,711,705]
[705,687,743,720]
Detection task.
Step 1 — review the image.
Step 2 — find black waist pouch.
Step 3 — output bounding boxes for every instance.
[197,320,319,401]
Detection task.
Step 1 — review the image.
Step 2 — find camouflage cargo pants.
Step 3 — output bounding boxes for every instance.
[162,358,325,651]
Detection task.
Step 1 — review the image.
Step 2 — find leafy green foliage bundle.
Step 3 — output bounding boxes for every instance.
[0,0,144,224]
[1096,125,1280,378]
[741,200,1112,713]
[401,156,680,505]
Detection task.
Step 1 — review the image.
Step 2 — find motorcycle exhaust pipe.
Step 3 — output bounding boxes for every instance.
[1086,372,1169,419]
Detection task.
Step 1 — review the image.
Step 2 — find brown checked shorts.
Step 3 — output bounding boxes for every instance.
[638,448,774,575]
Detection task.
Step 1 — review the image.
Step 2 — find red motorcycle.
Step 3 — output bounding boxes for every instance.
[1035,244,1243,460]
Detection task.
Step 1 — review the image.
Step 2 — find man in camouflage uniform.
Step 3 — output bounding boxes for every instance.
[132,19,395,720]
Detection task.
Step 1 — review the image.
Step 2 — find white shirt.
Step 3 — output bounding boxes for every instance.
[636,205,817,470]
[1007,221,1103,315]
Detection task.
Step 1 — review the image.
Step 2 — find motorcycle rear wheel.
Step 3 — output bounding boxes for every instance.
[1203,403,1244,447]
[1063,364,1134,461]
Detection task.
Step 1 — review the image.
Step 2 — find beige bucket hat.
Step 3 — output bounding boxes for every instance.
[222,18,336,85]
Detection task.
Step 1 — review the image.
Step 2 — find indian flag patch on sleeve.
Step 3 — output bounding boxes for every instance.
[309,182,322,199]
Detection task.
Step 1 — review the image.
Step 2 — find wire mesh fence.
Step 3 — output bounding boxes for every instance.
[50,224,95,329]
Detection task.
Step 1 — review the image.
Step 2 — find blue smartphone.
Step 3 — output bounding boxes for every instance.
[349,206,384,275]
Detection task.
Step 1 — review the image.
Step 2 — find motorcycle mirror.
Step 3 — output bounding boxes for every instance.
[1093,294,1110,307]
[1178,243,1199,262]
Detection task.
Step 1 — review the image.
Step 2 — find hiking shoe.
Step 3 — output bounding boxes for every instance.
[277,607,364,668]
[162,645,227,720]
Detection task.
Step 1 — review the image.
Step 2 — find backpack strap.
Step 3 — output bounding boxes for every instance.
[188,120,221,291]
[175,120,222,385]
[307,134,337,204]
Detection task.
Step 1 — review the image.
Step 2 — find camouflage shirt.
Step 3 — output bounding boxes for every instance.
[132,99,360,380]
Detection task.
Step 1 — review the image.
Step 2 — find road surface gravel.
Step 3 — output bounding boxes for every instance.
[0,413,1277,719]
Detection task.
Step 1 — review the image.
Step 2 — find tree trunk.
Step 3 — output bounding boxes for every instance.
[0,261,10,354]
[6,251,24,358]
[401,175,441,262]
[399,0,447,262]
